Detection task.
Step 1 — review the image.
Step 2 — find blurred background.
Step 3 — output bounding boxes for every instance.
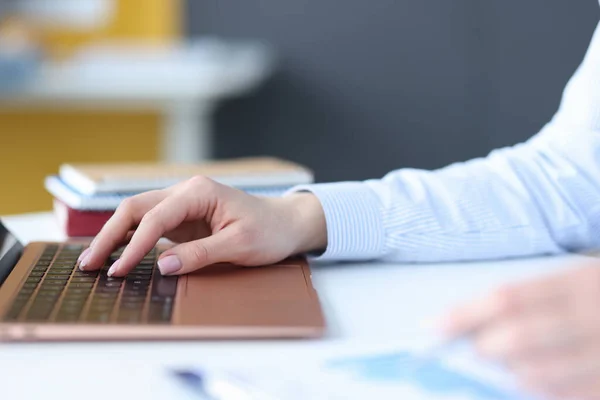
[0,0,599,215]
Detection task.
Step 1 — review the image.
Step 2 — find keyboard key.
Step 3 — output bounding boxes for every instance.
[86,312,111,323]
[70,276,96,283]
[101,276,123,282]
[55,313,80,323]
[46,271,73,278]
[68,282,95,289]
[48,270,74,277]
[21,282,39,290]
[34,293,61,302]
[26,305,54,321]
[65,287,92,295]
[62,244,84,252]
[92,296,117,306]
[49,264,74,270]
[73,271,99,278]
[131,282,152,290]
[148,304,173,323]
[31,268,49,275]
[117,311,141,324]
[89,304,114,314]
[58,307,85,317]
[123,285,147,293]
[126,274,152,281]
[123,288,147,296]
[101,281,123,289]
[59,305,86,314]
[93,292,119,300]
[29,296,57,306]
[61,296,86,305]
[40,281,67,288]
[63,295,90,303]
[25,279,43,288]
[58,259,79,266]
[121,294,145,303]
[95,287,121,295]
[51,263,75,269]
[151,276,178,297]
[15,293,32,302]
[131,269,153,276]
[44,275,70,281]
[63,296,90,304]
[36,287,63,295]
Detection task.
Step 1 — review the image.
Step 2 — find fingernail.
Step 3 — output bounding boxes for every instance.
[79,249,92,271]
[158,255,182,275]
[108,259,120,277]
[78,248,91,263]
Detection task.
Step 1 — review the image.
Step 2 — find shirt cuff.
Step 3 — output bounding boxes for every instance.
[286,182,386,261]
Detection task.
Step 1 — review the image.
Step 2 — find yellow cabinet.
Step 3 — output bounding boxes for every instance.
[0,110,160,214]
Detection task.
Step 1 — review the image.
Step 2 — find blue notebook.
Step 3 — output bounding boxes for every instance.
[45,176,291,211]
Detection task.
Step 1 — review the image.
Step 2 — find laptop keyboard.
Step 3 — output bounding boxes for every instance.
[2,244,177,324]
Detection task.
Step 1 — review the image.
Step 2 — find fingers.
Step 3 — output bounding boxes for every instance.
[157,231,234,275]
[441,265,600,399]
[442,270,573,338]
[474,311,574,362]
[81,190,167,270]
[516,344,600,398]
[442,285,521,338]
[522,347,600,390]
[107,192,196,277]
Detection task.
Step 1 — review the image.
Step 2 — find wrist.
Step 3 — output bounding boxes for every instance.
[281,193,327,255]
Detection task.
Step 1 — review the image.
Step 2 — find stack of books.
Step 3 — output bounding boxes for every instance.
[44,157,314,237]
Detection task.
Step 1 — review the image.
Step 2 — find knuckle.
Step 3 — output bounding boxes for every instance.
[492,286,519,315]
[190,241,210,263]
[140,209,164,232]
[506,326,530,356]
[118,196,138,214]
[186,175,213,190]
[230,225,256,249]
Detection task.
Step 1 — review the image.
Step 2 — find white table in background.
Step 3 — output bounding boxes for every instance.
[0,212,587,400]
[0,40,274,163]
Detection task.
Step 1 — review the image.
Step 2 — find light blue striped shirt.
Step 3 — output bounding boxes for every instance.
[291,17,600,263]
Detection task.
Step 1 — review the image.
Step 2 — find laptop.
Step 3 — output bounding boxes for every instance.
[0,221,326,342]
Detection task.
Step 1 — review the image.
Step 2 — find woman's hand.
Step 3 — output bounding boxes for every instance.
[77,176,327,277]
[442,264,600,399]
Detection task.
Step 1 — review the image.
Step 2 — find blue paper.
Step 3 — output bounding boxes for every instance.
[329,351,530,400]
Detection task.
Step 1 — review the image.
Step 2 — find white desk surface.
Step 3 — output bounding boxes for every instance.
[0,212,589,399]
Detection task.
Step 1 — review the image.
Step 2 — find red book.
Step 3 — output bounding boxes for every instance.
[54,200,113,237]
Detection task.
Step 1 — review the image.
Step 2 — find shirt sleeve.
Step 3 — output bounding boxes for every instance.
[287,20,600,263]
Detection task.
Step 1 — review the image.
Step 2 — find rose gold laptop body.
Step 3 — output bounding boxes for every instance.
[0,224,326,342]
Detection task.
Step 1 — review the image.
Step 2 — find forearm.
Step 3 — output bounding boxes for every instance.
[287,122,600,263]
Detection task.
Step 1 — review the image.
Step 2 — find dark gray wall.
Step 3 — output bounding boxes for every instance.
[187,1,599,182]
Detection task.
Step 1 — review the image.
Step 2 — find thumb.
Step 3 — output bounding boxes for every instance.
[157,232,231,275]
